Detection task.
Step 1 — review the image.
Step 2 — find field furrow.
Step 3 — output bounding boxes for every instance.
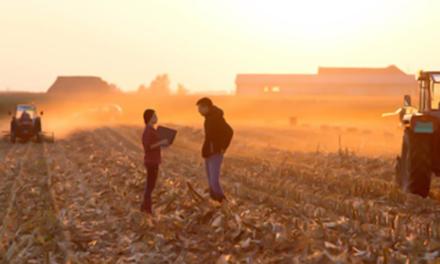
[0,143,68,263]
[0,144,30,228]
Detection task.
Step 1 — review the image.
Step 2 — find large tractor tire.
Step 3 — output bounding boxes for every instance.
[48,132,55,143]
[10,120,16,144]
[35,118,42,133]
[35,133,42,143]
[396,129,432,197]
[34,118,43,143]
[10,133,16,144]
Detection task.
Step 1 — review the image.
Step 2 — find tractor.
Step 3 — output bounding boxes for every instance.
[395,71,440,197]
[3,104,54,143]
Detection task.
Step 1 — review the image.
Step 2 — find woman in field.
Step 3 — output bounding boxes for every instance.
[141,109,169,215]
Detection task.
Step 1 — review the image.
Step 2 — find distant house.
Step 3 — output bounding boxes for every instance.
[235,65,417,96]
[47,76,117,94]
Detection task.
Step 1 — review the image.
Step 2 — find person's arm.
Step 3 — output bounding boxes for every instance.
[150,139,168,149]
[204,120,215,153]
[209,116,225,153]
[143,130,168,151]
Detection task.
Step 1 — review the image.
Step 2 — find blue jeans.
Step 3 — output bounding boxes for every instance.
[205,154,225,200]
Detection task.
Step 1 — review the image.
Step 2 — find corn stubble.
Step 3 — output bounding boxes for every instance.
[0,125,439,263]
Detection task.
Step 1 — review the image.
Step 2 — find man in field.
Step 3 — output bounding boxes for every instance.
[196,97,233,203]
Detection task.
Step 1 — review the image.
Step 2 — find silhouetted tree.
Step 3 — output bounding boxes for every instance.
[176,83,188,96]
[138,84,148,93]
[109,83,121,92]
[149,74,170,96]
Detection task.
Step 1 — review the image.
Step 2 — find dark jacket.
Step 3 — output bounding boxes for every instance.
[202,105,233,158]
[142,126,162,166]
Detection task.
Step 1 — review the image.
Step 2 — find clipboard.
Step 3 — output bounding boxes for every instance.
[157,126,177,145]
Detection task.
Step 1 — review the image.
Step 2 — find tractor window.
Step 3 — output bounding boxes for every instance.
[15,106,36,119]
[420,81,430,111]
[432,82,440,110]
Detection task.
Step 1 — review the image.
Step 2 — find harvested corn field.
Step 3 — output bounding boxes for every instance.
[0,125,440,263]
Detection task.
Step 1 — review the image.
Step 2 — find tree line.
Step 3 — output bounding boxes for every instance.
[138,74,188,96]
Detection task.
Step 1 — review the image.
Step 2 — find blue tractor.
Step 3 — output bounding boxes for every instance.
[6,104,53,143]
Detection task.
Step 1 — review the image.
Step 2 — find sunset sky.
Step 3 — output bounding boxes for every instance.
[1,0,440,93]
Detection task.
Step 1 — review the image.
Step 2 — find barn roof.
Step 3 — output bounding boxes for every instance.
[47,76,116,94]
[318,65,406,75]
[236,65,416,85]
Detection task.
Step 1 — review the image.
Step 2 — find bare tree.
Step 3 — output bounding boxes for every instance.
[149,74,170,96]
[176,83,188,96]
[138,84,148,93]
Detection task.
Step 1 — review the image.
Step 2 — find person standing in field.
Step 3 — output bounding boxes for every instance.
[196,97,234,203]
[141,109,169,215]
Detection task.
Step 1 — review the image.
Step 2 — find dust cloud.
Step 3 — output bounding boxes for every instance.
[18,93,404,157]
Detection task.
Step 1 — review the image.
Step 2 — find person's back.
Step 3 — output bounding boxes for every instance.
[202,105,233,158]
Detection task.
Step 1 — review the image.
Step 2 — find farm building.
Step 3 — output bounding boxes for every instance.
[235,65,417,96]
[47,76,118,94]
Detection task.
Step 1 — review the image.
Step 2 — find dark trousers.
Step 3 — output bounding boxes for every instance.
[141,165,159,214]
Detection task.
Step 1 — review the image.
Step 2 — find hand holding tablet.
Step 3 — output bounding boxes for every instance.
[157,126,177,146]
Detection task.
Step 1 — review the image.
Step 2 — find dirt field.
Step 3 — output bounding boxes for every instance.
[1,125,440,263]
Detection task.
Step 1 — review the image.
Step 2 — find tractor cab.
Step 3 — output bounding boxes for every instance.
[401,72,440,120]
[417,71,440,113]
[13,104,40,126]
[15,104,37,119]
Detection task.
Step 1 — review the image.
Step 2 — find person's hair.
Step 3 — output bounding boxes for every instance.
[196,97,213,107]
[143,109,155,125]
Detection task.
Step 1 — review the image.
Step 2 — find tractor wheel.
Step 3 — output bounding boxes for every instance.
[10,133,16,144]
[397,129,432,197]
[49,133,55,143]
[10,121,16,144]
[35,118,42,133]
[395,156,403,187]
[36,133,42,143]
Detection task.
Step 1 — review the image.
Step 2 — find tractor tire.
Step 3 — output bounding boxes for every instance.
[35,117,42,133]
[10,120,16,144]
[397,129,432,197]
[49,133,55,143]
[10,133,16,144]
[395,156,403,187]
[36,133,42,143]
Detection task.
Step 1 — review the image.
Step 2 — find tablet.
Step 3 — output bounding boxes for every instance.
[157,126,177,145]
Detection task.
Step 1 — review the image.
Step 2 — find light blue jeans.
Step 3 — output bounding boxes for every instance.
[205,154,225,198]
